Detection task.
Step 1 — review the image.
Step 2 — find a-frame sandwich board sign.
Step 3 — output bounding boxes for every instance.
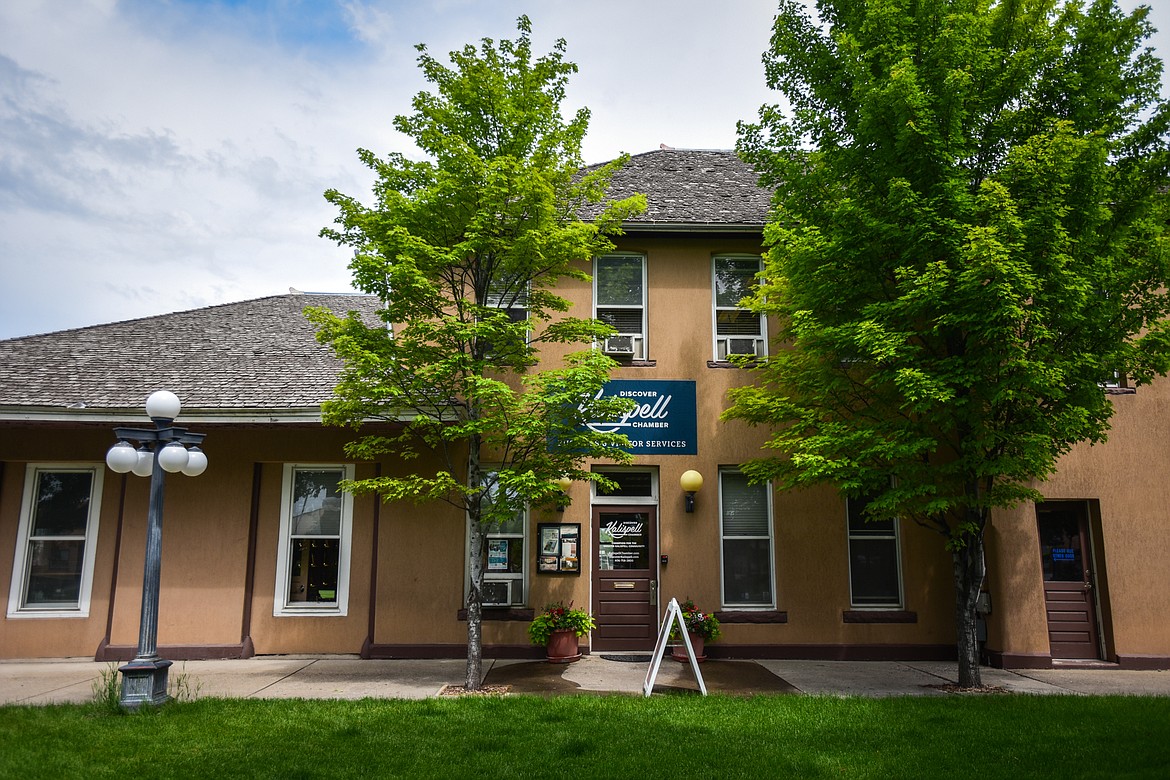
[643,597,707,696]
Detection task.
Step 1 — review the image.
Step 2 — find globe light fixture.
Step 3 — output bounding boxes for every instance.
[104,392,207,709]
[105,441,138,473]
[131,447,154,478]
[680,470,704,513]
[182,447,208,477]
[145,389,181,421]
[157,441,190,473]
[554,475,572,512]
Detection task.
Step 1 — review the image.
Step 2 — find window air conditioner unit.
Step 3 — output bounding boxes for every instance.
[603,335,636,355]
[482,580,514,607]
[726,337,760,356]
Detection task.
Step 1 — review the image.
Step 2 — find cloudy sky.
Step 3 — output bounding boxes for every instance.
[1,1,1167,340]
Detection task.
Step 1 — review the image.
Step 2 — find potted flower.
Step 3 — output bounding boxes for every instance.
[528,601,596,663]
[671,598,721,662]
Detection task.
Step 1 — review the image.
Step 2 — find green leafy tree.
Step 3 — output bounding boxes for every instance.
[732,0,1170,687]
[309,17,644,690]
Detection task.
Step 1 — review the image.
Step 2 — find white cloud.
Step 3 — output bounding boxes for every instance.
[0,0,1166,339]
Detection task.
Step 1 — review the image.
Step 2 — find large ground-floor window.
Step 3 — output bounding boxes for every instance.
[719,468,774,608]
[474,471,528,607]
[846,491,903,608]
[7,464,103,618]
[273,464,354,616]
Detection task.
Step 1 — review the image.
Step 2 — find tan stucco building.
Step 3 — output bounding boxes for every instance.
[1,149,1166,669]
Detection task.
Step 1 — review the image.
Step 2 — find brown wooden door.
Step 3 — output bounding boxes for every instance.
[592,507,658,651]
[1037,503,1101,660]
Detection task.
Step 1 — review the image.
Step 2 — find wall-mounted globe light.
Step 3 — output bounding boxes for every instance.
[680,470,704,513]
[554,475,572,512]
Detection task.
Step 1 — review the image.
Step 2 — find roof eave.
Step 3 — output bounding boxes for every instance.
[0,406,330,425]
[620,221,766,234]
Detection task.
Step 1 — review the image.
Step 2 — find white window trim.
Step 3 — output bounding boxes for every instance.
[467,512,530,608]
[465,470,530,607]
[594,253,648,360]
[7,463,104,619]
[711,254,767,362]
[845,495,905,609]
[590,467,659,506]
[273,464,355,617]
[718,468,776,609]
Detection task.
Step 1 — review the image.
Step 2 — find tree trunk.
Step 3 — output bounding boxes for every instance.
[465,518,486,690]
[465,439,485,691]
[952,526,986,688]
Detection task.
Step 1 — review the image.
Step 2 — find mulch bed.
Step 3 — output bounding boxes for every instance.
[438,684,511,697]
[924,683,1010,694]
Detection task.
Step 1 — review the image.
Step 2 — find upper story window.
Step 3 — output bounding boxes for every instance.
[846,491,903,608]
[594,254,647,360]
[713,255,766,361]
[482,276,529,359]
[485,276,529,324]
[274,465,355,617]
[8,464,104,619]
[719,469,774,608]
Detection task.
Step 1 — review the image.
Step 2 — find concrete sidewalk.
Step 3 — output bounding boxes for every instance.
[2,655,1169,706]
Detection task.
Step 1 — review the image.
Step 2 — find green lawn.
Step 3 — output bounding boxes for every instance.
[2,694,1168,778]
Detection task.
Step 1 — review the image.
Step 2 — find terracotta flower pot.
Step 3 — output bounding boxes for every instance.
[672,632,706,662]
[546,628,582,663]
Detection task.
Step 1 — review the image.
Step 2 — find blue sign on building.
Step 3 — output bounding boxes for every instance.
[586,380,697,455]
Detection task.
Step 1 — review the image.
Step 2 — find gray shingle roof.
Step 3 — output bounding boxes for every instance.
[0,293,380,417]
[581,148,772,228]
[0,150,771,419]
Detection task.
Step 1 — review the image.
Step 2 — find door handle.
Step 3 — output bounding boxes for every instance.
[649,579,657,605]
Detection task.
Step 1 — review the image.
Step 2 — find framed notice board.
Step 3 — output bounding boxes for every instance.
[537,523,580,574]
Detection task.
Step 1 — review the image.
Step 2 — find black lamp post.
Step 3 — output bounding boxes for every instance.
[105,390,207,709]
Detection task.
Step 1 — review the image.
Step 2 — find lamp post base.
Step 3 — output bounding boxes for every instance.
[118,658,173,709]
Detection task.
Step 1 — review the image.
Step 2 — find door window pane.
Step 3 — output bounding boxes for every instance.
[598,512,650,570]
[1038,509,1085,582]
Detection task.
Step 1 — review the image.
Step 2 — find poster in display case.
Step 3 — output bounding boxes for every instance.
[537,523,580,574]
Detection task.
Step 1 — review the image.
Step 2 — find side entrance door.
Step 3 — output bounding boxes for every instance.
[1036,502,1101,660]
[592,507,658,651]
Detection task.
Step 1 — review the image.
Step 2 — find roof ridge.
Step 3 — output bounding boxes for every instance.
[0,292,373,343]
[583,147,741,170]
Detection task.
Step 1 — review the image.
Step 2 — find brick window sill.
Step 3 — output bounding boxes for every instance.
[714,610,788,624]
[842,610,917,624]
[457,608,535,622]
